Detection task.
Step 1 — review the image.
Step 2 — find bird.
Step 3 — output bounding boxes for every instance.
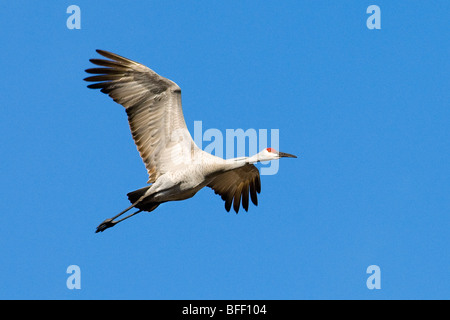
[84,50,297,233]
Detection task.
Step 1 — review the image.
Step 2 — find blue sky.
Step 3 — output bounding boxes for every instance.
[0,1,449,299]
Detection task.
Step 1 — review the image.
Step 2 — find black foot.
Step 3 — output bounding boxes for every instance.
[95,218,117,233]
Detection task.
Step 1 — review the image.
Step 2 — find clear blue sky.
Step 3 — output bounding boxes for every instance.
[0,1,449,299]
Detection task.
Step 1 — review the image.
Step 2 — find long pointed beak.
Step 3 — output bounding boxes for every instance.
[278,152,297,158]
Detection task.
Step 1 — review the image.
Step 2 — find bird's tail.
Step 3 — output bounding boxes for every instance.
[127,186,150,203]
[127,186,160,212]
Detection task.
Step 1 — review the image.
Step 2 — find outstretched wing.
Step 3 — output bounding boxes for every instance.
[207,164,261,213]
[84,50,196,183]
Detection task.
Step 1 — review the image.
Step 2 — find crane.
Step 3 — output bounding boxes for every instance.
[84,50,297,233]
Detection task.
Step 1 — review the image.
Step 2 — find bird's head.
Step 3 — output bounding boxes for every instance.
[257,148,297,161]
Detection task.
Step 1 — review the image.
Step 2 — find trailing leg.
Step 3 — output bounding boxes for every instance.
[95,207,143,233]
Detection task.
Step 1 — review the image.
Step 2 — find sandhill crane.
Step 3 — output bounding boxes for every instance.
[84,50,297,233]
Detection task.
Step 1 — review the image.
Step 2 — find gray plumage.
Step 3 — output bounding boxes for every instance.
[84,50,296,233]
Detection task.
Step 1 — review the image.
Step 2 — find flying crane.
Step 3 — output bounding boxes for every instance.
[84,50,297,233]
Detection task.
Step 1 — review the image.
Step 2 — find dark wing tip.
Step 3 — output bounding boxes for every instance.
[85,67,117,75]
[256,175,261,193]
[233,187,242,214]
[95,49,114,58]
[86,82,105,89]
[95,49,136,65]
[225,200,232,212]
[242,184,249,212]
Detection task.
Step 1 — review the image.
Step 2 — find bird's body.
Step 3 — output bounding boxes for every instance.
[84,50,296,232]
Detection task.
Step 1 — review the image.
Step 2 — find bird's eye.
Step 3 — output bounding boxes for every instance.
[266,148,275,153]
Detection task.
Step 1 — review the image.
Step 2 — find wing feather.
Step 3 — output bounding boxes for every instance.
[84,50,196,183]
[207,164,261,213]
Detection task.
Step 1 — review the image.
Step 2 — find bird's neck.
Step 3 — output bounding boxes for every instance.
[224,154,259,169]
